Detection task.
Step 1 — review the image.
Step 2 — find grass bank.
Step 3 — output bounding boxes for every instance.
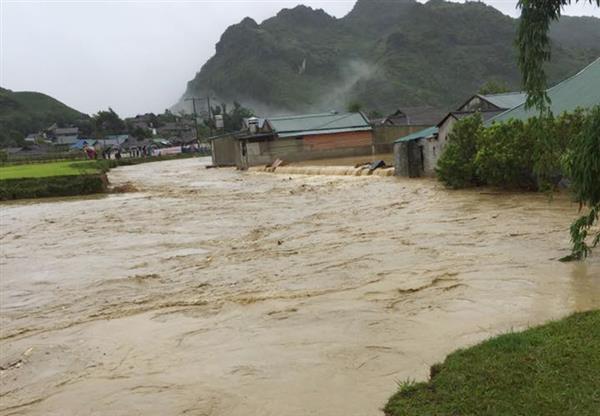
[385,310,600,416]
[0,160,100,179]
[0,153,198,200]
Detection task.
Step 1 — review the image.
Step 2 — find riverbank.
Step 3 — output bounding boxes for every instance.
[385,310,600,415]
[1,158,598,415]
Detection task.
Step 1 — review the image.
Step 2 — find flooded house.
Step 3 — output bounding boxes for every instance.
[210,112,375,169]
[394,91,527,177]
[394,57,600,178]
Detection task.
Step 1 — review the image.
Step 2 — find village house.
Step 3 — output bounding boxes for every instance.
[370,106,445,153]
[394,58,599,178]
[393,91,526,177]
[46,125,80,145]
[488,57,600,124]
[210,112,374,169]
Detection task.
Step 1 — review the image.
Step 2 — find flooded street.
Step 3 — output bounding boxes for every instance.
[1,157,599,416]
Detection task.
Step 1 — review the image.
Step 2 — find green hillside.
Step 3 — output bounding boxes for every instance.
[0,87,88,147]
[180,0,600,114]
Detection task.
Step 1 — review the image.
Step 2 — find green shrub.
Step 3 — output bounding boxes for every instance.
[0,174,107,200]
[437,108,590,191]
[436,113,484,188]
[475,119,537,189]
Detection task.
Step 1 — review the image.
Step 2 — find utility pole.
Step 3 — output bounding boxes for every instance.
[185,95,214,141]
[184,97,201,142]
[207,96,212,137]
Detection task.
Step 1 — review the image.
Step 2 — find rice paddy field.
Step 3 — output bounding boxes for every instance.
[0,161,100,180]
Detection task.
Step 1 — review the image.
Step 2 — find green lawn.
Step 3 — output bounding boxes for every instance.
[385,310,600,416]
[0,161,101,180]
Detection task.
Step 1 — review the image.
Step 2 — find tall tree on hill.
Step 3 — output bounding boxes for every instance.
[517,0,600,259]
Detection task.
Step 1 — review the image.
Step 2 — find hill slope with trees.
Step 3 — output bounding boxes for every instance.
[179,0,600,114]
[0,87,88,147]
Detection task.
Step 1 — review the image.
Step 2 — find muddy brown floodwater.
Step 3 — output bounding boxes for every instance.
[1,157,599,415]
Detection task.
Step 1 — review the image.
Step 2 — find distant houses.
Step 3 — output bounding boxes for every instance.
[47,125,80,145]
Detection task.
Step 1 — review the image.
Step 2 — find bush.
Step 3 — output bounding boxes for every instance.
[476,119,537,189]
[436,113,484,188]
[0,174,107,200]
[437,107,591,191]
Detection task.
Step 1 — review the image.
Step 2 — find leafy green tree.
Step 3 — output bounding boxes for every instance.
[436,114,484,188]
[207,101,254,133]
[517,1,599,259]
[346,101,363,113]
[562,106,600,259]
[92,108,126,137]
[478,80,510,95]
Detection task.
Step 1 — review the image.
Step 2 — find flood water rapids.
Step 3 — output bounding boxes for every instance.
[1,157,599,415]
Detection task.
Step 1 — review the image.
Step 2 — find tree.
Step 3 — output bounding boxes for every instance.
[346,101,363,113]
[92,108,126,137]
[517,1,600,259]
[562,106,600,260]
[436,114,484,189]
[478,80,510,95]
[207,101,254,133]
[517,0,600,111]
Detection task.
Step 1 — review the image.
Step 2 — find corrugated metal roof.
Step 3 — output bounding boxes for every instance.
[490,58,600,124]
[394,126,439,143]
[278,126,372,138]
[268,112,371,134]
[480,92,527,110]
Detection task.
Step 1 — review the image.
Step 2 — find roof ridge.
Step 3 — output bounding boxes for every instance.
[268,112,344,120]
[480,91,524,97]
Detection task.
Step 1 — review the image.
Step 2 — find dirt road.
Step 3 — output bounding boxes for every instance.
[1,157,598,415]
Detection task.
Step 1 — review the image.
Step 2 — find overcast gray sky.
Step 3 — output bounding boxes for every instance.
[1,0,599,117]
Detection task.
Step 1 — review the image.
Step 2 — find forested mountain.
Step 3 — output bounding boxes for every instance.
[179,0,600,114]
[0,87,88,147]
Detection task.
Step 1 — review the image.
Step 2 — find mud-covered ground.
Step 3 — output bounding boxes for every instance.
[1,157,599,416]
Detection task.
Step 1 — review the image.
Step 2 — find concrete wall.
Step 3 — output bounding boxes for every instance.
[394,142,410,176]
[437,116,456,143]
[237,131,376,169]
[394,136,446,177]
[211,135,237,166]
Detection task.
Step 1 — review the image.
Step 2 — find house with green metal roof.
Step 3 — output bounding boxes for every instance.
[209,112,375,169]
[392,58,599,178]
[489,57,600,124]
[392,90,527,177]
[267,112,372,137]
